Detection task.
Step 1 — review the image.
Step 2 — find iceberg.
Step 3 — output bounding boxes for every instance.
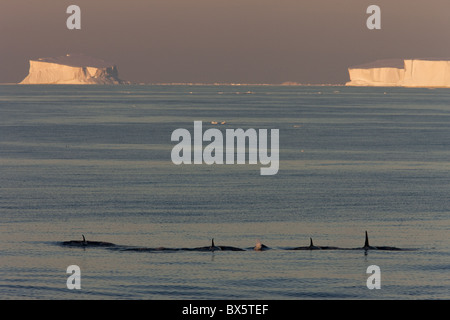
[346,58,450,87]
[19,53,128,84]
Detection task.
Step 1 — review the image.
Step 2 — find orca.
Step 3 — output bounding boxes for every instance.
[291,238,320,250]
[290,238,339,250]
[355,231,403,251]
[362,231,376,250]
[209,238,222,252]
[62,234,116,247]
[189,238,245,252]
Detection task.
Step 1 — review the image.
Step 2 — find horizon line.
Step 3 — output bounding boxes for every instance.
[0,82,345,86]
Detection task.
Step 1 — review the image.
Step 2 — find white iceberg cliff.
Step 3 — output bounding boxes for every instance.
[20,54,127,84]
[346,58,450,87]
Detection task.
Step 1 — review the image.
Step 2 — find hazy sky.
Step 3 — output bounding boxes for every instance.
[1,0,449,84]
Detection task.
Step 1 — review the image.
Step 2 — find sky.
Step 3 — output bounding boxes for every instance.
[1,0,449,84]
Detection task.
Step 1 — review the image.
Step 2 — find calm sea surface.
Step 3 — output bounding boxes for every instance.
[0,85,449,300]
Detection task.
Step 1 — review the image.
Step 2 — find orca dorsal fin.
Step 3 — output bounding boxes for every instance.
[211,238,215,247]
[364,231,369,247]
[82,234,86,242]
[309,238,313,247]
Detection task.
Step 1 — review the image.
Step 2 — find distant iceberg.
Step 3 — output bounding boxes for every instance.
[346,58,450,87]
[20,53,128,84]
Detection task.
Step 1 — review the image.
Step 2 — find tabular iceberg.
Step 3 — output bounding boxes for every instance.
[19,54,128,84]
[346,58,450,87]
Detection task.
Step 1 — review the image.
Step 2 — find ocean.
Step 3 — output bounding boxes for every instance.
[0,84,449,300]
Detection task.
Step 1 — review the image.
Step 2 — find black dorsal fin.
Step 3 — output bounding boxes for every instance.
[82,234,86,242]
[309,237,314,247]
[364,231,369,247]
[211,238,215,247]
